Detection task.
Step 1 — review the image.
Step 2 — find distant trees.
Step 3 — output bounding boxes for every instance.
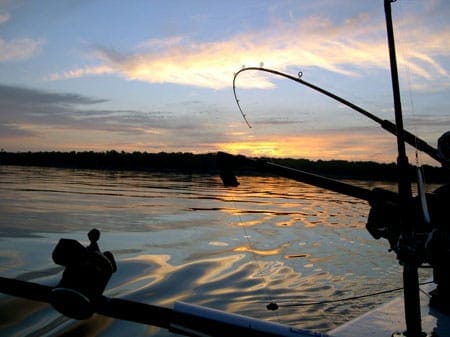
[0,151,217,173]
[0,150,448,182]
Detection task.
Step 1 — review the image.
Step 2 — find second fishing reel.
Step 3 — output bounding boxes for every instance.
[50,228,117,319]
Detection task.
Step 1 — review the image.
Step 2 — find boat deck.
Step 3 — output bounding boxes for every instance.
[328,282,450,337]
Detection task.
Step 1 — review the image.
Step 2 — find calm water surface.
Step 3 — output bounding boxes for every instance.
[0,166,433,336]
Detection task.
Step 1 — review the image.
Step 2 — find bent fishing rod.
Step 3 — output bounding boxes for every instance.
[233,67,447,166]
[229,2,435,336]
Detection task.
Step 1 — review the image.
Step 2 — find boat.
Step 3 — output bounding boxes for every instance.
[1,1,449,336]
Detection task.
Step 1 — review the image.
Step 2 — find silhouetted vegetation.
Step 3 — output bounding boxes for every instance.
[0,150,217,174]
[0,150,448,183]
[270,157,448,183]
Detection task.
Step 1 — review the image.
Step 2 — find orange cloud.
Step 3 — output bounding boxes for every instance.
[48,9,450,91]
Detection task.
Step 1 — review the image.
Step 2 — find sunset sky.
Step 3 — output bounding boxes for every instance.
[1,0,449,164]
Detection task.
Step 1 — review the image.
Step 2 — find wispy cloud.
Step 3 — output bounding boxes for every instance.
[1,82,441,162]
[0,85,107,104]
[48,7,450,91]
[0,84,109,136]
[0,84,230,152]
[0,37,45,62]
[47,65,114,81]
[0,12,10,24]
[0,10,44,62]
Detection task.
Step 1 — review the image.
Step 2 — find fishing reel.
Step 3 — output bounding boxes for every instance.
[367,184,450,312]
[367,185,450,263]
[50,229,116,319]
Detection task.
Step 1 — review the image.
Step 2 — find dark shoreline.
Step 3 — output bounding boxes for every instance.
[0,150,448,183]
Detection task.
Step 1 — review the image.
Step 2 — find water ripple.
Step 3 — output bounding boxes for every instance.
[0,166,436,336]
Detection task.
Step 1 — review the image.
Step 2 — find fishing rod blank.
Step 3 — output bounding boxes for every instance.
[0,276,330,337]
[217,151,376,202]
[233,67,445,166]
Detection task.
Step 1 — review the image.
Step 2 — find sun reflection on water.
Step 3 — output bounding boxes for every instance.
[0,166,435,336]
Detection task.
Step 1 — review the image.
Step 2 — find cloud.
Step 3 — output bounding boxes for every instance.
[47,65,114,81]
[0,12,10,24]
[0,85,106,123]
[0,37,45,61]
[0,123,36,138]
[0,80,259,156]
[0,84,111,130]
[0,85,225,142]
[0,84,439,163]
[48,7,450,91]
[0,84,107,105]
[0,9,44,61]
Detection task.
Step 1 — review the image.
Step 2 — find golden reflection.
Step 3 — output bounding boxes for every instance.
[123,254,172,264]
[214,173,366,231]
[121,254,250,306]
[118,254,174,294]
[276,218,297,227]
[208,241,229,247]
[236,214,274,227]
[303,220,321,228]
[194,254,246,285]
[233,244,288,256]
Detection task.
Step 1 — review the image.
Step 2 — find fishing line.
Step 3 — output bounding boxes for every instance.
[240,212,278,311]
[395,0,432,224]
[226,185,280,320]
[234,65,443,165]
[270,281,433,309]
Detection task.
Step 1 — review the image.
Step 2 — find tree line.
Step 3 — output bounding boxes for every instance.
[0,150,448,182]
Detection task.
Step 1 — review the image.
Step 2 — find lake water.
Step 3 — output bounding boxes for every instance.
[0,165,433,336]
